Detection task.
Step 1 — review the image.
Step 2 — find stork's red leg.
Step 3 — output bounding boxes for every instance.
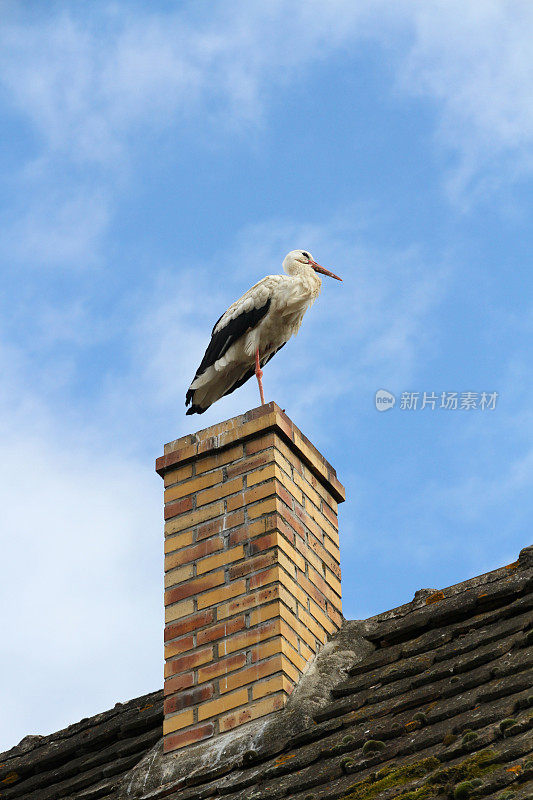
[255,348,265,405]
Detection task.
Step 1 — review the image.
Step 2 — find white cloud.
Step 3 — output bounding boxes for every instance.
[0,0,531,283]
[0,347,161,752]
[399,0,533,198]
[1,1,532,195]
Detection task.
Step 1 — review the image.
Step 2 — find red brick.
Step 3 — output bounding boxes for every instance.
[196,510,244,541]
[164,496,193,520]
[249,532,277,555]
[164,684,214,714]
[197,652,246,683]
[297,571,327,611]
[278,506,307,541]
[225,452,271,479]
[163,672,194,697]
[164,634,194,658]
[228,551,277,581]
[244,434,276,455]
[165,646,213,677]
[164,609,215,642]
[228,515,277,546]
[306,531,341,578]
[246,402,276,421]
[321,501,338,528]
[196,614,246,646]
[164,571,224,605]
[216,585,279,620]
[275,482,294,510]
[164,722,214,753]
[172,537,224,569]
[249,566,280,591]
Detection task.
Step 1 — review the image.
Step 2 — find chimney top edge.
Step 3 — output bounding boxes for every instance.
[156,402,345,502]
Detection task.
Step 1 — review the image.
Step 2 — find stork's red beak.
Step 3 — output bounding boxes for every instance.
[309,260,342,281]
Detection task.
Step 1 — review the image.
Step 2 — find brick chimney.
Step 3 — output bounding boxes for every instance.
[155,402,345,754]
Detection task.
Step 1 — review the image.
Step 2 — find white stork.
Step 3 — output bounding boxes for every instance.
[185,250,342,415]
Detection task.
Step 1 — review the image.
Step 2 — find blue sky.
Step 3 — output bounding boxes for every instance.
[1,0,532,751]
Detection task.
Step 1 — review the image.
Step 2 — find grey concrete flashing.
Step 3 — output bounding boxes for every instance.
[118,622,373,799]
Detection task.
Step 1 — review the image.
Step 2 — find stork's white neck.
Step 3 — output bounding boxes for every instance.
[290,264,322,301]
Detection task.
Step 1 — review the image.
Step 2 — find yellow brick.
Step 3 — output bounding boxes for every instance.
[274,438,303,474]
[251,633,306,673]
[248,565,280,591]
[218,619,281,656]
[165,598,195,623]
[226,493,244,512]
[322,534,341,562]
[165,501,224,535]
[251,637,283,662]
[197,476,243,507]
[246,463,277,487]
[305,501,338,542]
[164,563,194,589]
[275,531,306,573]
[278,603,316,651]
[297,602,329,643]
[280,653,300,683]
[196,444,244,474]
[164,469,222,502]
[299,640,313,662]
[307,565,342,611]
[279,618,299,652]
[164,529,194,555]
[324,566,342,597]
[244,479,277,505]
[274,465,304,506]
[276,565,311,609]
[216,584,281,621]
[276,584,298,615]
[324,527,340,550]
[249,600,280,628]
[197,687,248,721]
[164,463,193,487]
[307,575,342,614]
[308,598,337,635]
[302,464,338,510]
[218,692,286,732]
[252,672,292,701]
[281,640,308,672]
[273,447,293,479]
[293,470,322,510]
[242,517,279,540]
[217,413,277,450]
[292,431,328,482]
[300,539,324,575]
[197,579,246,610]
[197,545,244,576]
[275,547,297,580]
[247,496,279,519]
[219,655,284,694]
[163,708,194,735]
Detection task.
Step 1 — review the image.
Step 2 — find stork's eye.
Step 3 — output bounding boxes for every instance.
[302,251,310,259]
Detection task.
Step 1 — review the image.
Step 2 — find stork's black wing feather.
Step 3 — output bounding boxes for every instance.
[221,342,286,399]
[193,298,271,380]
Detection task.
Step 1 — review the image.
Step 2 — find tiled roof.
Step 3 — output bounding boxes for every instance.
[2,545,531,800]
[0,691,162,800]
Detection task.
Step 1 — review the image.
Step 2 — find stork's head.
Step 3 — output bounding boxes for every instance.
[282,250,342,281]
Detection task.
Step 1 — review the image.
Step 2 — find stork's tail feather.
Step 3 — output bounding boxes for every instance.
[186,405,207,415]
[185,388,209,415]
